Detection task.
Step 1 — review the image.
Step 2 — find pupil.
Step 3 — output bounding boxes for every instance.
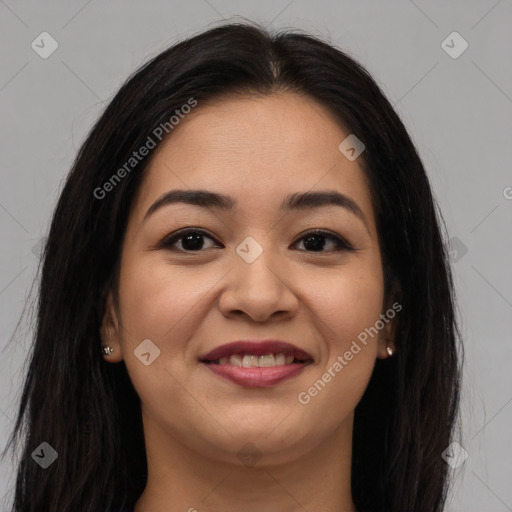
[182,233,204,251]
[304,234,325,252]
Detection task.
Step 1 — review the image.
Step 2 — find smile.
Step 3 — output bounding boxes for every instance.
[201,360,312,387]
[210,353,297,367]
[198,340,314,388]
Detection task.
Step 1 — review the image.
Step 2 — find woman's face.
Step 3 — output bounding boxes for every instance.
[102,92,398,465]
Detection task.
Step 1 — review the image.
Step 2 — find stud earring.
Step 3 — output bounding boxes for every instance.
[386,346,393,357]
[101,345,114,355]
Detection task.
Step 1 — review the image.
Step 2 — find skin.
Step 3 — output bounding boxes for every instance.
[100,92,400,512]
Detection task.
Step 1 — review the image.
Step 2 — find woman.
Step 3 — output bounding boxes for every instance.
[3,20,463,512]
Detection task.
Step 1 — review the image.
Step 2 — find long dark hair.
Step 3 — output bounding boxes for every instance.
[3,20,463,512]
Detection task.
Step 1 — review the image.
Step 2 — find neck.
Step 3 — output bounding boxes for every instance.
[134,412,357,512]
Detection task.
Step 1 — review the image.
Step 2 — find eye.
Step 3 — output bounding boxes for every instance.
[160,229,220,252]
[293,230,354,253]
[159,228,354,254]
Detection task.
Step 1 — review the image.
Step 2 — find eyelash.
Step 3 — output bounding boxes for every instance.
[158,228,355,254]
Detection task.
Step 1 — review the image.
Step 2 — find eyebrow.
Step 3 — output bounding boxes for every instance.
[143,189,370,233]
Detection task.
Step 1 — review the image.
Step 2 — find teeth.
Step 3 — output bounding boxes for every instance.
[275,353,286,365]
[242,355,259,368]
[259,354,275,367]
[215,353,296,367]
[229,354,243,367]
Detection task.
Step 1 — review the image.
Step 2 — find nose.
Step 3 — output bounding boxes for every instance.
[218,243,299,323]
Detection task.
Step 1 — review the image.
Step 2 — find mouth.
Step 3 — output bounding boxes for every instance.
[198,340,314,388]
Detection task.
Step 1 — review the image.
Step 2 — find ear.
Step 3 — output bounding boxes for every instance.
[99,290,124,363]
[377,278,402,359]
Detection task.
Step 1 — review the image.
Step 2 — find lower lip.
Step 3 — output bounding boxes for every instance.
[202,362,310,388]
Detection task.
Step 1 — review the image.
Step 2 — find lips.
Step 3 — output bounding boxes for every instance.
[198,340,313,364]
[198,340,313,388]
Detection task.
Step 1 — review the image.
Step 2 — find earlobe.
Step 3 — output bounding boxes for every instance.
[377,278,402,359]
[377,337,396,359]
[377,321,397,358]
[99,290,123,362]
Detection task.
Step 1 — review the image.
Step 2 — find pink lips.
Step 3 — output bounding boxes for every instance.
[198,340,313,388]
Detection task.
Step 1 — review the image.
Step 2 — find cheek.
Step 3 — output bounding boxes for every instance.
[115,259,212,418]
[297,261,384,413]
[312,260,385,352]
[117,257,212,347]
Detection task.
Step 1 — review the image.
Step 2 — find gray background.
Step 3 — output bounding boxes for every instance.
[1,1,511,510]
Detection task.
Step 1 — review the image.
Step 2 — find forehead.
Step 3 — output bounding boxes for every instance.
[131,92,376,233]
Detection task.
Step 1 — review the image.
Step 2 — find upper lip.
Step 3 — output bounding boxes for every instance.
[198,340,314,362]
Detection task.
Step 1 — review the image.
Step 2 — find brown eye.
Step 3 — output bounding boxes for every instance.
[160,229,221,252]
[293,230,354,253]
